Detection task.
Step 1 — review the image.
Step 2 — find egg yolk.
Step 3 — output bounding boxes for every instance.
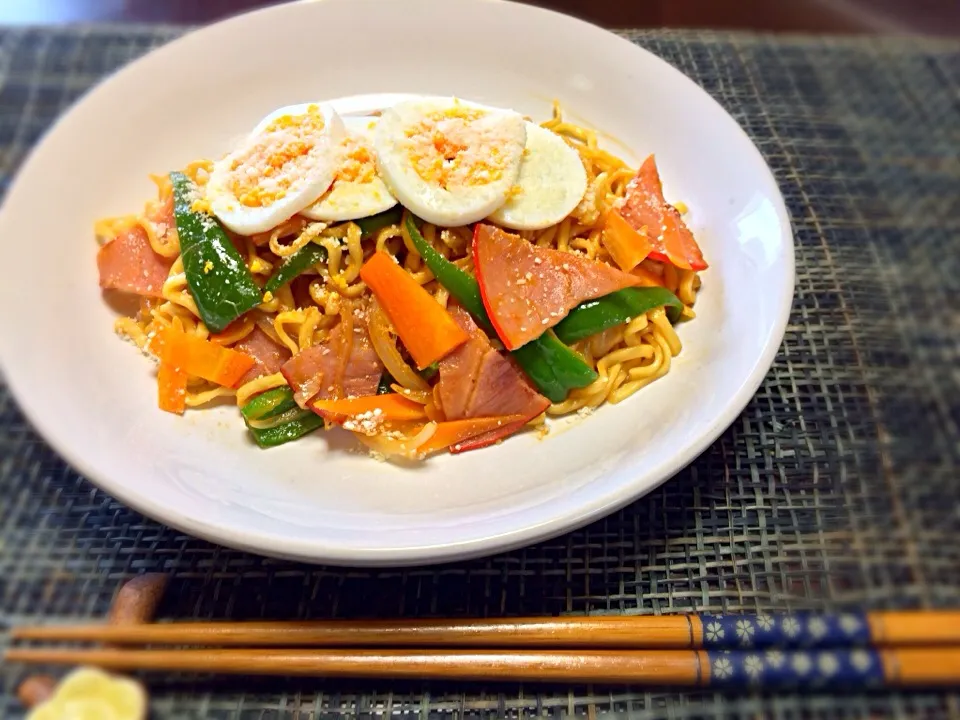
[228,105,327,208]
[403,106,511,190]
[336,135,377,184]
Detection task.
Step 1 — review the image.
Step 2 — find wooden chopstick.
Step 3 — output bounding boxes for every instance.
[6,646,960,687]
[12,611,960,649]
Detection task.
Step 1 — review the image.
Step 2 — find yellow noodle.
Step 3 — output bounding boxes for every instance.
[114,317,149,349]
[235,372,287,407]
[183,159,213,185]
[185,385,235,407]
[274,310,310,355]
[211,315,255,345]
[650,307,682,356]
[662,263,679,294]
[297,306,322,351]
[677,269,699,307]
[245,237,274,276]
[252,215,309,248]
[270,221,326,258]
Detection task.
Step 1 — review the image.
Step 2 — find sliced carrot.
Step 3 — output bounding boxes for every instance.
[619,155,707,272]
[147,329,188,414]
[602,209,654,271]
[156,342,188,415]
[156,362,187,414]
[149,325,255,388]
[359,251,469,369]
[312,394,428,424]
[418,414,525,456]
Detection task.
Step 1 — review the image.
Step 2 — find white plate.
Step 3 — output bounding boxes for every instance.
[0,0,794,566]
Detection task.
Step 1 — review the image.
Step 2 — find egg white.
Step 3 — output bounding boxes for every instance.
[373,97,526,227]
[301,116,398,222]
[487,123,587,231]
[206,103,345,235]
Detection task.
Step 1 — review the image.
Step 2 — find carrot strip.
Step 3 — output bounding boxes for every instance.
[359,251,469,369]
[156,354,188,414]
[312,394,428,423]
[602,210,654,271]
[157,363,188,414]
[147,330,188,414]
[149,325,255,388]
[417,414,525,456]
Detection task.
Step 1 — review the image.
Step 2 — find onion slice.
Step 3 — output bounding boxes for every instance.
[356,421,437,459]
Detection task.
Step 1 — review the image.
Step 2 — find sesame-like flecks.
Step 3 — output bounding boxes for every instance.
[336,135,378,184]
[403,107,512,190]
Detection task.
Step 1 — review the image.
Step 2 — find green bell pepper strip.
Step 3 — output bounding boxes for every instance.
[240,386,298,423]
[419,362,439,381]
[264,244,327,295]
[511,331,600,401]
[354,207,403,237]
[241,384,328,447]
[403,214,596,403]
[405,214,487,321]
[248,410,325,448]
[553,287,684,345]
[169,172,262,333]
[263,207,403,294]
[377,372,396,395]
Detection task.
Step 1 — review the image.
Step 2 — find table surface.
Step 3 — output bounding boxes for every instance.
[1,22,959,720]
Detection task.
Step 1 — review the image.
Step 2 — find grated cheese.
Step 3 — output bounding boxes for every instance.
[402,106,515,189]
[225,105,327,208]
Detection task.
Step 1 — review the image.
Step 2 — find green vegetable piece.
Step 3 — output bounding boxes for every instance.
[354,207,403,237]
[248,411,325,448]
[419,362,439,381]
[263,208,403,294]
[511,332,598,403]
[240,386,298,423]
[264,244,327,295]
[377,372,396,395]
[404,214,596,402]
[554,287,684,345]
[404,214,486,322]
[169,172,262,333]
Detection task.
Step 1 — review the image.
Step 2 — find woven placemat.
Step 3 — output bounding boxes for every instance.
[1,24,958,719]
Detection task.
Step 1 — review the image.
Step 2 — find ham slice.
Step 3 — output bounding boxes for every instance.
[473,223,639,350]
[233,326,292,386]
[281,304,383,408]
[437,305,550,452]
[97,225,174,298]
[617,155,707,272]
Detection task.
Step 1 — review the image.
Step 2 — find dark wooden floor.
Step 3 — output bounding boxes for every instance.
[2,0,959,35]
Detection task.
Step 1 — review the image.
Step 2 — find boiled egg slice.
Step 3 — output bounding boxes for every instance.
[487,123,587,231]
[301,116,398,222]
[373,97,526,227]
[206,103,345,235]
